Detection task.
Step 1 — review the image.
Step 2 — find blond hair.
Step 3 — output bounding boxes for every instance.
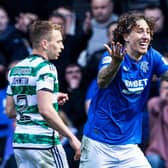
[29,20,63,48]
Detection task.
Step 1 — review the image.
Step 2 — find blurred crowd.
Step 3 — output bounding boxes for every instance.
[0,0,168,167]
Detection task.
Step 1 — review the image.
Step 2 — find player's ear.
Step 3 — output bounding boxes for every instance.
[40,39,48,50]
[123,33,129,43]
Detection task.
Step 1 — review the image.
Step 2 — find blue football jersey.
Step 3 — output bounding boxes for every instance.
[84,47,168,145]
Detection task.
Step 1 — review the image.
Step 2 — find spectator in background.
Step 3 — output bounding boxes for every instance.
[56,63,87,167]
[144,4,168,56]
[84,21,118,87]
[54,5,82,36]
[0,6,29,65]
[115,0,160,13]
[0,62,17,168]
[60,64,87,133]
[0,64,9,167]
[15,12,38,53]
[146,77,168,168]
[15,12,38,36]
[144,4,168,99]
[83,0,118,58]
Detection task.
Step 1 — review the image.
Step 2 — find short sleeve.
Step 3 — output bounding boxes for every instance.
[36,64,57,92]
[6,85,13,96]
[7,69,13,96]
[152,49,168,76]
[98,51,112,71]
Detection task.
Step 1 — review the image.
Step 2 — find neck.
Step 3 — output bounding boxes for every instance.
[31,49,48,60]
[127,49,142,62]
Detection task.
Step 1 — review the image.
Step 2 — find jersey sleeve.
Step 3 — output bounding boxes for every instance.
[36,64,57,92]
[6,85,13,96]
[6,69,13,96]
[153,49,168,76]
[98,51,112,71]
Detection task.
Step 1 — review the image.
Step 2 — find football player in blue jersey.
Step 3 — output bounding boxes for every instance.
[79,11,168,168]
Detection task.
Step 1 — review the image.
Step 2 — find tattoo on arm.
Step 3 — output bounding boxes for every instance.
[98,61,121,88]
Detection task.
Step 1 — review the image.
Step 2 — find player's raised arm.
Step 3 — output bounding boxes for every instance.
[98,41,126,88]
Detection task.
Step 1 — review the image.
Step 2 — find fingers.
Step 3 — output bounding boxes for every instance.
[62,93,69,101]
[57,92,69,101]
[73,150,81,160]
[58,99,66,105]
[114,42,124,57]
[104,44,111,55]
[104,41,126,62]
[105,41,125,57]
[57,92,69,105]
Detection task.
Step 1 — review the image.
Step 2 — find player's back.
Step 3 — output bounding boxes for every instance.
[7,55,60,149]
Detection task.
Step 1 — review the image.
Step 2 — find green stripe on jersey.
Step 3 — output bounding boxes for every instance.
[16,105,38,114]
[54,83,59,92]
[14,133,60,145]
[17,120,49,129]
[11,85,36,95]
[53,103,58,112]
[15,104,58,114]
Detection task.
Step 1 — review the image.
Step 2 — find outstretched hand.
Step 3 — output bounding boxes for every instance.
[104,41,126,63]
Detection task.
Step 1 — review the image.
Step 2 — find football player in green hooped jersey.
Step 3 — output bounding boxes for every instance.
[6,20,81,168]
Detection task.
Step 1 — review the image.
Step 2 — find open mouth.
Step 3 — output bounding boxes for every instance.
[139,42,148,49]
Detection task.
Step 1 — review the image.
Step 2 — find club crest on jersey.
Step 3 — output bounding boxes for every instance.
[44,75,54,83]
[140,61,149,73]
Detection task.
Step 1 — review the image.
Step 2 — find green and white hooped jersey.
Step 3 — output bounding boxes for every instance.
[7,55,60,149]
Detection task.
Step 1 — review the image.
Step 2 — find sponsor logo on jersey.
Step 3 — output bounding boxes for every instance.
[13,67,32,75]
[44,75,54,84]
[122,78,148,94]
[12,77,29,85]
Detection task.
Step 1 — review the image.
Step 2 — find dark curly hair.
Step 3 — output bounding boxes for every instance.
[113,11,155,45]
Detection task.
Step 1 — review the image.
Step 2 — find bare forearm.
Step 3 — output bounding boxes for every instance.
[7,111,16,119]
[6,96,16,118]
[98,61,121,88]
[41,108,76,140]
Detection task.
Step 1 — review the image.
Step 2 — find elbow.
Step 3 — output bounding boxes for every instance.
[38,105,53,118]
[38,106,48,117]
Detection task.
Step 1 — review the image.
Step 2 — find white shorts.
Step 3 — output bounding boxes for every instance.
[14,144,69,168]
[79,136,151,168]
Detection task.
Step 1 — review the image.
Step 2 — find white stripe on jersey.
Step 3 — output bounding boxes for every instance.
[15,124,59,137]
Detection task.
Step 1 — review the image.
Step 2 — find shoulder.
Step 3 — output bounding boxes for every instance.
[37,61,57,80]
[147,47,163,57]
[34,58,56,72]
